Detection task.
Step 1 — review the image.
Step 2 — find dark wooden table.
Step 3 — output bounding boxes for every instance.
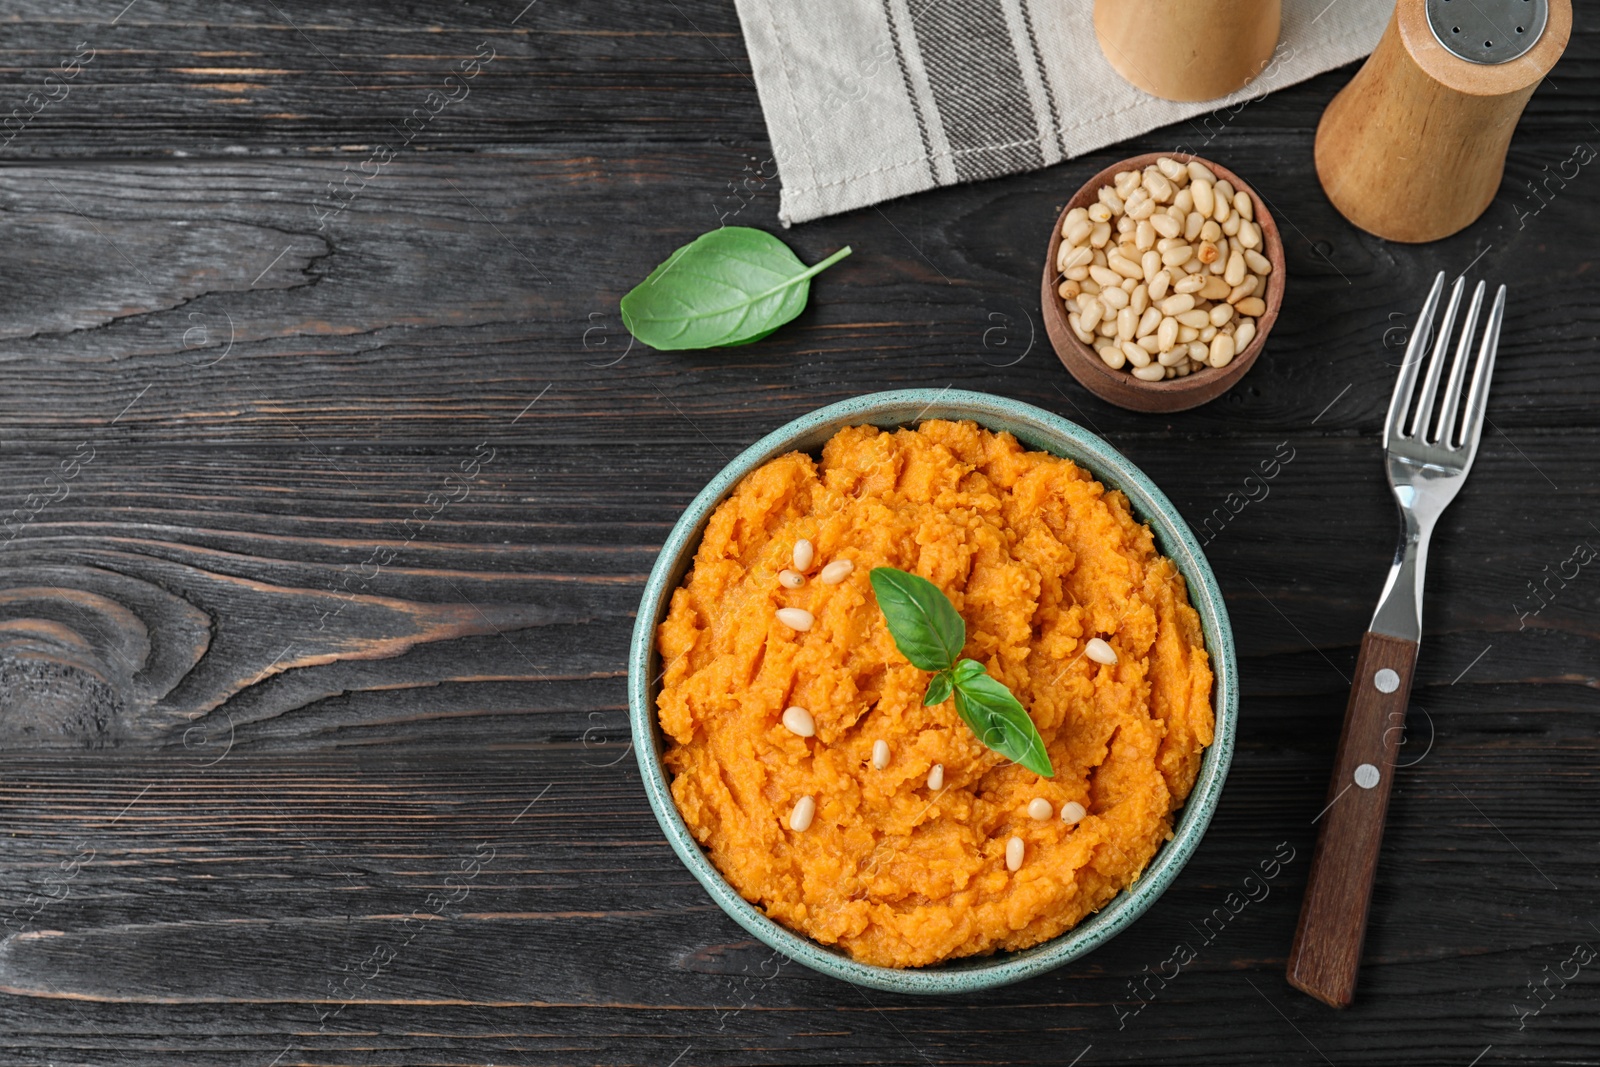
[0,3,1595,1064]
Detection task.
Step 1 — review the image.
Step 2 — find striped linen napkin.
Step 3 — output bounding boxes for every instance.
[732,0,1393,225]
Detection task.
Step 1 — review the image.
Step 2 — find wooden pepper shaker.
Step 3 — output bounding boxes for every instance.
[1315,0,1570,243]
[1093,0,1281,103]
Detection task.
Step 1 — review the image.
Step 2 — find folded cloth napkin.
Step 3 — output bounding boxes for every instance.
[733,0,1393,225]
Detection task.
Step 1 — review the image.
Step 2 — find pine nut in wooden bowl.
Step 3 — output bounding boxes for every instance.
[1041,153,1286,414]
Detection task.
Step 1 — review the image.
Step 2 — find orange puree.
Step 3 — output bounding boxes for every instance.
[655,420,1214,968]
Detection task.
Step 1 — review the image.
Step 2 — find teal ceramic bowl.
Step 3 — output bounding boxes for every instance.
[629,389,1237,994]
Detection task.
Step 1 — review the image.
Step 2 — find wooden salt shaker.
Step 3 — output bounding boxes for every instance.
[1093,0,1281,103]
[1315,0,1570,243]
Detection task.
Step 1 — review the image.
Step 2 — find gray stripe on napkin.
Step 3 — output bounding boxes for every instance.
[908,0,1043,182]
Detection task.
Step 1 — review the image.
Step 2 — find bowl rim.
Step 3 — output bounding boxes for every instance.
[1040,151,1286,413]
[628,388,1238,994]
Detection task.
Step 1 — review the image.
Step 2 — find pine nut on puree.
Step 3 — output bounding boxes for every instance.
[655,420,1214,968]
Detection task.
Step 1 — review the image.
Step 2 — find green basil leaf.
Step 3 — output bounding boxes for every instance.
[951,658,987,685]
[869,567,965,672]
[923,669,954,707]
[620,227,851,351]
[952,665,1054,778]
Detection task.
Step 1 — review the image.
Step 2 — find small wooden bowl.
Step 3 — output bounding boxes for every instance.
[1041,153,1286,413]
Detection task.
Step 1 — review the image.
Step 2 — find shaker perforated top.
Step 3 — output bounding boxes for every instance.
[1426,0,1548,64]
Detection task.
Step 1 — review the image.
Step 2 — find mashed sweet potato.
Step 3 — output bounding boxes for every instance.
[655,420,1214,968]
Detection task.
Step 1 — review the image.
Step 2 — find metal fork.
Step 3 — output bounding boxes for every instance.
[1287,272,1506,1009]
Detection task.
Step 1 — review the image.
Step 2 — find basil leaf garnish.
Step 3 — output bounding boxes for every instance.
[869,567,966,672]
[619,227,851,351]
[869,567,1054,777]
[952,667,1055,779]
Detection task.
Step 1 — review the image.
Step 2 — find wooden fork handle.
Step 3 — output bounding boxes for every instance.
[1287,630,1419,1008]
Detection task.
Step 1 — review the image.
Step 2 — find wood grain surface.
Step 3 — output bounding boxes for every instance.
[0,1,1596,1064]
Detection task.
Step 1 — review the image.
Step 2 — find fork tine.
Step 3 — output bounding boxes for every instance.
[1433,280,1486,446]
[1407,276,1465,439]
[1385,272,1444,444]
[1457,284,1506,458]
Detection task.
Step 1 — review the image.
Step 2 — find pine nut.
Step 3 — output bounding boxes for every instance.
[1079,295,1104,331]
[1057,280,1080,300]
[819,559,854,584]
[1064,206,1089,229]
[1209,332,1236,368]
[1088,202,1112,223]
[1214,193,1231,224]
[1176,309,1210,329]
[1108,252,1142,280]
[789,795,816,832]
[1060,245,1092,272]
[1097,186,1123,214]
[1064,218,1093,245]
[1146,269,1171,302]
[1200,275,1232,301]
[1090,220,1112,247]
[1200,324,1217,343]
[1116,306,1136,341]
[1130,283,1149,316]
[1120,340,1151,368]
[783,706,815,737]
[1006,836,1025,871]
[1099,284,1129,310]
[1027,797,1053,821]
[1234,190,1254,220]
[1137,306,1161,337]
[1160,244,1193,267]
[1222,213,1241,237]
[1236,296,1267,317]
[1157,315,1179,352]
[1114,170,1141,199]
[1188,341,1209,361]
[1143,169,1173,202]
[872,739,890,769]
[1227,280,1254,304]
[1098,344,1126,370]
[1184,210,1205,242]
[1173,274,1206,295]
[1135,219,1155,251]
[1244,249,1272,275]
[1191,178,1214,218]
[1224,249,1246,287]
[1088,265,1120,289]
[1209,302,1234,327]
[1157,156,1187,181]
[1065,265,1089,281]
[1238,220,1261,250]
[1150,213,1180,239]
[1061,800,1087,824]
[1178,325,1200,343]
[779,568,806,589]
[793,539,814,571]
[1187,160,1218,184]
[1132,363,1165,381]
[1234,319,1257,350]
[1158,293,1195,316]
[1068,312,1093,344]
[1196,241,1219,265]
[1175,188,1194,214]
[1137,334,1161,354]
[1085,637,1118,664]
[1158,346,1187,367]
[927,763,944,791]
[776,607,813,632]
